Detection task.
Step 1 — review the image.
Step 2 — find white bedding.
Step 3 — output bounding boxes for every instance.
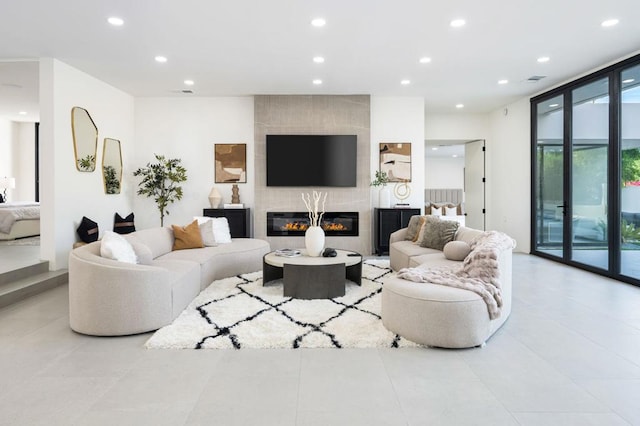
[0,202,40,234]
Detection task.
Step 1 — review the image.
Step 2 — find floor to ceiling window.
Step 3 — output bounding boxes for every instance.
[531,53,640,287]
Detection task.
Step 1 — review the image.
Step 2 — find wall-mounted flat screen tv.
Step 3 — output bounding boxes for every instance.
[266,135,357,187]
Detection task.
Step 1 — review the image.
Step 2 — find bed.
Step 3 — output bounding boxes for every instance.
[0,202,40,240]
[424,188,466,226]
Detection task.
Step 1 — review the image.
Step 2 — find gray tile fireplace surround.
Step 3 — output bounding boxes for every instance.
[254,95,371,255]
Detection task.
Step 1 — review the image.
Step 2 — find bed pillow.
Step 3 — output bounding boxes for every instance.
[100,231,137,264]
[76,216,99,243]
[443,241,471,261]
[445,206,457,216]
[172,220,204,250]
[419,216,459,251]
[113,212,136,234]
[430,206,443,216]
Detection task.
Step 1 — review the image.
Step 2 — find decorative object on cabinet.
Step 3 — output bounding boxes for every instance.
[0,177,15,203]
[203,208,251,238]
[215,143,246,183]
[393,180,411,207]
[370,170,390,208]
[102,138,122,194]
[133,154,187,226]
[71,107,98,172]
[302,191,327,257]
[208,187,222,208]
[374,207,420,255]
[231,184,241,204]
[380,143,411,182]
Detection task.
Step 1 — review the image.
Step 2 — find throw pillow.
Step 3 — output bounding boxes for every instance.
[198,219,217,247]
[414,218,427,243]
[443,240,472,261]
[76,216,99,243]
[100,231,137,264]
[172,220,205,250]
[125,235,154,265]
[113,212,136,234]
[210,217,232,244]
[445,206,457,216]
[431,206,443,216]
[405,215,426,241]
[419,216,459,251]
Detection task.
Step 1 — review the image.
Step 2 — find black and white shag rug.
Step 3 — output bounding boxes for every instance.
[145,259,419,349]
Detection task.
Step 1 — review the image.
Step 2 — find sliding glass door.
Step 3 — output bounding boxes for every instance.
[532,53,640,287]
[620,64,640,280]
[534,95,564,259]
[571,78,609,270]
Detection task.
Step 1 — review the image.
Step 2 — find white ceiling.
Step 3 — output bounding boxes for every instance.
[1,0,640,120]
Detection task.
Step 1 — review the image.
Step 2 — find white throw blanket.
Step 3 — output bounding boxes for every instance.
[0,202,40,234]
[396,231,516,320]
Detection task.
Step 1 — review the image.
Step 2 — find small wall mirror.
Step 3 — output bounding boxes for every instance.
[102,138,122,194]
[71,107,98,172]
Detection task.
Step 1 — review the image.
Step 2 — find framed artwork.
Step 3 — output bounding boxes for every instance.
[380,142,411,182]
[215,143,247,183]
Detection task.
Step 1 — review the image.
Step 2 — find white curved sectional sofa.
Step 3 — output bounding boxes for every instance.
[69,227,270,336]
[382,225,513,348]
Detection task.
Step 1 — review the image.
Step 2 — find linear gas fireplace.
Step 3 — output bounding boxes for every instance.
[267,212,359,237]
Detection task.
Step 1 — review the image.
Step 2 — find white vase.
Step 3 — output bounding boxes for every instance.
[305,226,325,257]
[208,187,222,208]
[379,186,391,208]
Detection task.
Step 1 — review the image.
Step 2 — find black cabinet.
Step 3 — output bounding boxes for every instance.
[203,208,251,238]
[374,208,421,255]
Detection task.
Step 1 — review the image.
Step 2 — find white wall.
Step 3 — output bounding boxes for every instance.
[370,97,425,209]
[487,98,531,252]
[0,118,16,200]
[424,156,465,188]
[133,97,254,230]
[15,122,36,201]
[39,58,135,269]
[425,113,489,140]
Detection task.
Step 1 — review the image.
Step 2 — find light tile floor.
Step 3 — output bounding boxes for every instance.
[1,253,640,425]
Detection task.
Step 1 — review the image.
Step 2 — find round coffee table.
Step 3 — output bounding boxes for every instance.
[263,249,362,299]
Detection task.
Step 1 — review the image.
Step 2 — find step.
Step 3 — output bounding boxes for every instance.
[0,270,68,309]
[0,261,49,286]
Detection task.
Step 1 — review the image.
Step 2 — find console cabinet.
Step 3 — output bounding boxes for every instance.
[374,208,421,255]
[203,208,251,238]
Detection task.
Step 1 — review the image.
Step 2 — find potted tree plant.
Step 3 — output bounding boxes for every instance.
[133,154,187,226]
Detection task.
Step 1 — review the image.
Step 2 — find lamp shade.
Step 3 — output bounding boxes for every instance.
[0,177,15,189]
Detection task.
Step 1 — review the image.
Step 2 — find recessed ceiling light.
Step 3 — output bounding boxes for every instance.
[401,79,411,85]
[311,18,326,27]
[452,154,458,158]
[313,79,322,85]
[623,78,635,83]
[549,103,559,107]
[601,18,619,27]
[450,19,466,28]
[432,147,438,151]
[184,80,194,86]
[537,56,550,63]
[419,57,431,64]
[313,56,325,63]
[456,104,464,109]
[154,56,167,63]
[107,17,124,26]
[498,79,509,85]
[18,111,27,115]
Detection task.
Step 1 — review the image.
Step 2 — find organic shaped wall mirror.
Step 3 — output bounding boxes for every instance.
[71,106,98,172]
[102,138,122,194]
